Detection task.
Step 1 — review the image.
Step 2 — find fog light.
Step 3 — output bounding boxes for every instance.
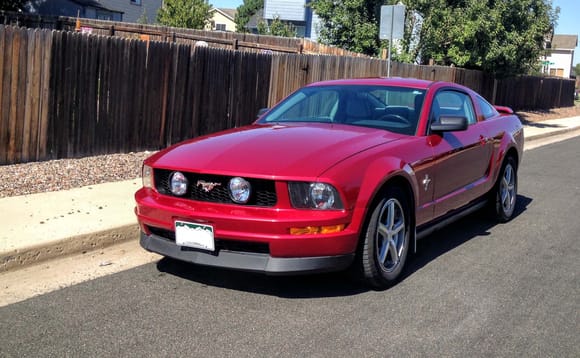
[170,171,188,196]
[229,177,251,204]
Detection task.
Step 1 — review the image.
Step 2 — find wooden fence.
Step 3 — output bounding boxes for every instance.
[1,12,366,57]
[0,27,52,164]
[47,30,273,157]
[0,25,576,165]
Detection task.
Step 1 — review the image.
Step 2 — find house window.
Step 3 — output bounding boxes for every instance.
[131,0,142,5]
[96,11,113,20]
[549,68,564,77]
[215,23,226,31]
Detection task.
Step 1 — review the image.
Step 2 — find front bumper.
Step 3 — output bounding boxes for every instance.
[135,188,360,257]
[140,231,355,275]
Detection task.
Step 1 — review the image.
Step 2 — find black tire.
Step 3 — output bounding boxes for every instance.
[491,156,518,222]
[358,187,411,289]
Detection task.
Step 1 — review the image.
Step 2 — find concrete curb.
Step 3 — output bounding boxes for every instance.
[525,125,580,142]
[0,224,139,273]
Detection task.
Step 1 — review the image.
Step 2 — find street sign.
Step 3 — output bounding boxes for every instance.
[380,5,406,40]
[380,5,406,78]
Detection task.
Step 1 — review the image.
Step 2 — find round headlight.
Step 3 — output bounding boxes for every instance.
[170,171,188,196]
[310,183,335,209]
[229,177,251,204]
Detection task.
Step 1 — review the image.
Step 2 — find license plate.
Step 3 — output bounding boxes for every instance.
[175,221,215,252]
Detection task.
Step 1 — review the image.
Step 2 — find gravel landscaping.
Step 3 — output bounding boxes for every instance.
[0,151,153,198]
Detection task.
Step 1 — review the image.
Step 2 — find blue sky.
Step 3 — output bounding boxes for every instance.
[210,0,579,65]
[553,0,579,64]
[209,0,242,9]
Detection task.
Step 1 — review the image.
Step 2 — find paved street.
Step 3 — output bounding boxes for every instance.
[1,137,579,357]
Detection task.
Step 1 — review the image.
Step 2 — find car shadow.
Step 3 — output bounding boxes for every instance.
[156,258,368,298]
[401,194,532,281]
[156,194,533,298]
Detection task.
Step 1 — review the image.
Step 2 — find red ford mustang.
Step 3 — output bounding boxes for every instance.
[135,78,523,289]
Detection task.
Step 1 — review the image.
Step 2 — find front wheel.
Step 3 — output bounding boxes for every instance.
[358,187,410,289]
[492,156,518,222]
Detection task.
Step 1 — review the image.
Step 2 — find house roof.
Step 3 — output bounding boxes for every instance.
[70,0,123,14]
[550,34,578,50]
[211,8,237,21]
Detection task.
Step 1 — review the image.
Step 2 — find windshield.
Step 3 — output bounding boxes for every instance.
[258,85,426,135]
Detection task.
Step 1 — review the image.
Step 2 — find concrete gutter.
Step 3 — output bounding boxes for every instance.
[1,116,580,272]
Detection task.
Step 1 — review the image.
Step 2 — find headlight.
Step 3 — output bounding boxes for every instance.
[229,177,251,203]
[142,165,153,189]
[288,182,343,209]
[170,171,188,196]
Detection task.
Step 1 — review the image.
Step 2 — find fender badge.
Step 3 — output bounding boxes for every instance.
[422,175,431,192]
[197,180,222,192]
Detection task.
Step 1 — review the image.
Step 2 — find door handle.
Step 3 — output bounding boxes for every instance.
[479,135,489,145]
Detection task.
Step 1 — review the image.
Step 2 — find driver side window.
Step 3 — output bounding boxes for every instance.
[431,90,477,125]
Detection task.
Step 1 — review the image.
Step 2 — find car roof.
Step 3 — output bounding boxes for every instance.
[306,77,446,90]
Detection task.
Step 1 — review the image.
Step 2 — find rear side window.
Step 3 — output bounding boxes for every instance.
[477,96,498,119]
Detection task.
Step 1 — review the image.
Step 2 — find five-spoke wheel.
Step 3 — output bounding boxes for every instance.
[359,187,410,289]
[493,156,518,222]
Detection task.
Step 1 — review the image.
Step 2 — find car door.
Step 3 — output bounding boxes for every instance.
[428,89,493,218]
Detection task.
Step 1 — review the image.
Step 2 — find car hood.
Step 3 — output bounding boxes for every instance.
[148,123,402,178]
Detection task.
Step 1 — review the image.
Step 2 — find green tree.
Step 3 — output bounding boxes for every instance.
[416,0,559,77]
[0,0,26,11]
[310,0,383,56]
[574,63,580,77]
[257,16,296,37]
[157,0,212,29]
[311,0,560,78]
[235,0,263,33]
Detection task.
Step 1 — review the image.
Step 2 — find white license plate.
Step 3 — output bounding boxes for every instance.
[175,221,215,252]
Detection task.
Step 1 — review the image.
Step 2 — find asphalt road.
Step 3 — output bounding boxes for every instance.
[1,137,579,357]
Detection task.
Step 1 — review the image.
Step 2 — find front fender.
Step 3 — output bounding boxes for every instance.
[320,154,419,235]
[490,117,524,184]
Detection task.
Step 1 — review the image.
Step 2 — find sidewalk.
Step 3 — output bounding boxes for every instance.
[1,116,580,272]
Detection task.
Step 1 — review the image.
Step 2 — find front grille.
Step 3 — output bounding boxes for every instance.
[154,169,277,207]
[148,226,270,254]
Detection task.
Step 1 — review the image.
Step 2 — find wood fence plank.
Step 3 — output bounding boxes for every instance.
[8,27,23,163]
[0,26,10,164]
[47,29,62,161]
[132,39,146,151]
[28,29,42,161]
[21,28,36,163]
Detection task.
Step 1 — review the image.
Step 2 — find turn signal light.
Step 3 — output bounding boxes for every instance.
[290,224,345,235]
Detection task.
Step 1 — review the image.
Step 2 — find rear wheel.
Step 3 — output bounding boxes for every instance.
[492,156,518,222]
[359,187,410,289]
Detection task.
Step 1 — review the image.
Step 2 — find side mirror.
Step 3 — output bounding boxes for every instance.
[256,108,269,119]
[430,116,469,133]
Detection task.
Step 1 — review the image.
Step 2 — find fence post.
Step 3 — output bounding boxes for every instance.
[232,38,238,50]
[492,79,498,105]
[109,25,114,36]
